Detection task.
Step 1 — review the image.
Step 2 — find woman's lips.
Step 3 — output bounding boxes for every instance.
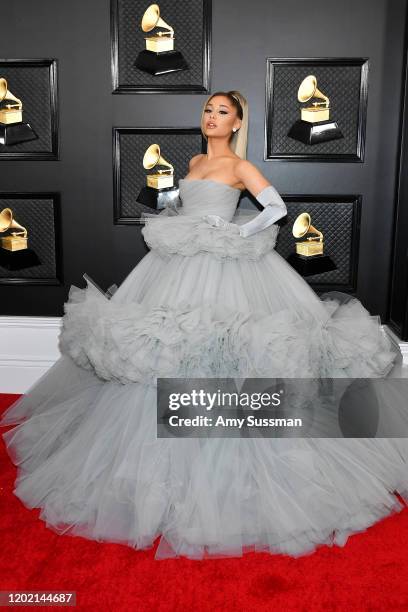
[207,123,217,128]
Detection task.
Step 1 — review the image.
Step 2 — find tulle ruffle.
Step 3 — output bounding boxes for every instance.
[2,371,408,560]
[58,278,400,386]
[141,209,280,260]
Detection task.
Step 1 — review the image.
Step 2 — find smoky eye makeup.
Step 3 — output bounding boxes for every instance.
[205,108,229,114]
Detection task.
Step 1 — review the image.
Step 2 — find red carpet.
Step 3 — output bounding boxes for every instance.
[1,393,408,611]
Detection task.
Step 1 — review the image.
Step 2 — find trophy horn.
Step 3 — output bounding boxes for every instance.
[0,208,27,237]
[0,78,23,110]
[292,212,323,242]
[141,4,174,37]
[143,144,174,174]
[297,75,329,108]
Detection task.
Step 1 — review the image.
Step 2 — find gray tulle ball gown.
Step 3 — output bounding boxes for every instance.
[1,177,408,560]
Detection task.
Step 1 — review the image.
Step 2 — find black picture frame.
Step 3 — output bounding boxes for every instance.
[274,193,362,291]
[0,59,59,160]
[113,126,205,224]
[111,0,212,94]
[0,192,62,285]
[264,58,369,162]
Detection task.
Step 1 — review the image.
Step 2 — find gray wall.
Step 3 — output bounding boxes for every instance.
[0,0,407,318]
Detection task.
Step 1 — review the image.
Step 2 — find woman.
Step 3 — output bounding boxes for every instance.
[1,90,407,560]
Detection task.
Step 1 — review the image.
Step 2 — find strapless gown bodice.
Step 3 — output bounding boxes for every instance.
[178,178,241,221]
[140,177,281,260]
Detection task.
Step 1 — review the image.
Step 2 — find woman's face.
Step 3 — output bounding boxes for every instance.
[202,95,241,139]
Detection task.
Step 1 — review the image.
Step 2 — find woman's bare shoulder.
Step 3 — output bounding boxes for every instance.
[234,159,270,194]
[188,153,206,169]
[234,159,259,175]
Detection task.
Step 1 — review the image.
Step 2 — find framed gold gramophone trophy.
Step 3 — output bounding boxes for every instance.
[134,4,189,75]
[286,212,336,276]
[136,143,181,213]
[287,75,344,146]
[0,77,38,146]
[0,208,41,270]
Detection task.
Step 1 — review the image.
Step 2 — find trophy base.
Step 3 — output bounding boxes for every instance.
[0,248,41,271]
[287,120,344,145]
[286,252,337,276]
[134,50,189,75]
[0,122,39,146]
[137,186,180,212]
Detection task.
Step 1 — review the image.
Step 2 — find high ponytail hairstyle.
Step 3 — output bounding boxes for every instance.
[200,90,249,160]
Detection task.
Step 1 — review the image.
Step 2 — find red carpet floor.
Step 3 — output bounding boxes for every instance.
[1,393,408,611]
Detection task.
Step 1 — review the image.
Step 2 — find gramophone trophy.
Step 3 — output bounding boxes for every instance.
[0,78,38,146]
[136,143,180,214]
[0,208,41,270]
[287,75,344,145]
[134,4,189,75]
[286,212,336,276]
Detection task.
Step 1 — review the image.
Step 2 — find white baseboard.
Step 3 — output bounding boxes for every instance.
[385,325,408,364]
[0,317,407,394]
[0,316,62,393]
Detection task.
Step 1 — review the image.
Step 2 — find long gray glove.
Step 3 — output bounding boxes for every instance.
[203,184,287,237]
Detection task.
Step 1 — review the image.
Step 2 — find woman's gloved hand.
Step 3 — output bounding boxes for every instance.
[202,214,240,233]
[202,184,287,238]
